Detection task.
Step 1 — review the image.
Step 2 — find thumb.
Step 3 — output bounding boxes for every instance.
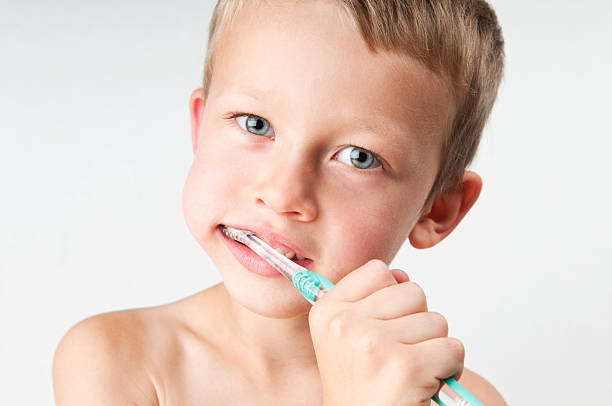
[390,269,410,283]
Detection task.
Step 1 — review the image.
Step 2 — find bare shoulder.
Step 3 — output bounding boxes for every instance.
[52,308,163,406]
[456,368,507,406]
[52,288,229,406]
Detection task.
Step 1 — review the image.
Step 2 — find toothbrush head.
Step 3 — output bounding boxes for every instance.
[220,225,253,245]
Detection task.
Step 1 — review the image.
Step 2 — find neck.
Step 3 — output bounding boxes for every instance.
[211,283,320,384]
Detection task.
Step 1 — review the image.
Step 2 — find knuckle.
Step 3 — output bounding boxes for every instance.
[309,302,339,331]
[327,309,354,338]
[367,258,389,274]
[428,312,449,337]
[408,282,427,307]
[308,303,324,325]
[445,337,466,364]
[360,328,384,356]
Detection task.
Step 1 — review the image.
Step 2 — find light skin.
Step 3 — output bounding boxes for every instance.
[53,1,505,405]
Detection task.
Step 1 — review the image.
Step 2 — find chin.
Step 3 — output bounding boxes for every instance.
[222,272,313,319]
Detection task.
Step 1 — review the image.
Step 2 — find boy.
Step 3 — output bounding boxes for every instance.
[53,0,506,404]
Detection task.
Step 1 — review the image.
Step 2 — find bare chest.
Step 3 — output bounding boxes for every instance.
[157,358,437,406]
[161,380,321,406]
[155,344,322,406]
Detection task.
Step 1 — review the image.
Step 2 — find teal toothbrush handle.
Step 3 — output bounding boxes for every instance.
[292,269,483,406]
[442,377,484,406]
[292,269,334,305]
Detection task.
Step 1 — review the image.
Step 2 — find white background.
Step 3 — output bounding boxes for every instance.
[1,1,611,404]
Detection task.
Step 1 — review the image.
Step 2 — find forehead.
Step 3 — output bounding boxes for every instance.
[209,0,454,169]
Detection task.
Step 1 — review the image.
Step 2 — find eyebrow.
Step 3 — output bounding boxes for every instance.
[232,86,409,138]
[222,84,275,103]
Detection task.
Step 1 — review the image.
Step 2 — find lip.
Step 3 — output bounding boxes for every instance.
[220,224,313,260]
[217,224,314,278]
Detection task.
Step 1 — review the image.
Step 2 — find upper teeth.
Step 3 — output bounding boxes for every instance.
[274,247,305,261]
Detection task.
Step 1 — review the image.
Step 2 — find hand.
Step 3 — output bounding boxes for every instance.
[309,259,464,406]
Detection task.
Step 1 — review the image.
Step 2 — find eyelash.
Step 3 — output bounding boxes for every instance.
[223,111,385,171]
[225,111,273,137]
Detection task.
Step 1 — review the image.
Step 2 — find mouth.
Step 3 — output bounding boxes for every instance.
[217,224,313,263]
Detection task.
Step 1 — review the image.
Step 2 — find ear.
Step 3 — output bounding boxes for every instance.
[409,171,482,249]
[189,88,205,155]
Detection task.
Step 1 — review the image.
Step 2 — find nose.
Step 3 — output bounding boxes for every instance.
[251,148,318,222]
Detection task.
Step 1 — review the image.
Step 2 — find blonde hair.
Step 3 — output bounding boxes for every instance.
[202,0,505,207]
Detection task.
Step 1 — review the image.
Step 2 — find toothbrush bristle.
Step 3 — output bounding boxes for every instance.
[220,225,237,239]
[220,225,250,244]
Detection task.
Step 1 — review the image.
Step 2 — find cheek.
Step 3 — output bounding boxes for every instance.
[181,138,248,239]
[321,186,418,281]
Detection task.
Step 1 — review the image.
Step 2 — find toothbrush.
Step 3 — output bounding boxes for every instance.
[220,225,484,406]
[221,224,334,304]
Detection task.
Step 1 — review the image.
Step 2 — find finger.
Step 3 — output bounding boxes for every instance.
[358,281,427,320]
[381,312,448,344]
[412,337,465,382]
[391,269,410,283]
[324,259,397,303]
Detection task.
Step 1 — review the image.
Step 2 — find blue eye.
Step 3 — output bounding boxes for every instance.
[235,114,274,138]
[336,146,381,170]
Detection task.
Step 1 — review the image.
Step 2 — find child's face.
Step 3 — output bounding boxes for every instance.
[183,0,455,317]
